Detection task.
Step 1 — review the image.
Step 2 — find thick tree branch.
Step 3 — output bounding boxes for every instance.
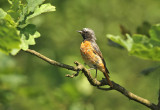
[25,49,159,110]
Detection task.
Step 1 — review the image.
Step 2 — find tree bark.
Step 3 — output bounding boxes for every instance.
[25,49,159,110]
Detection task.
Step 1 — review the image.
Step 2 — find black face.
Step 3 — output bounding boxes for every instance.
[78,28,96,41]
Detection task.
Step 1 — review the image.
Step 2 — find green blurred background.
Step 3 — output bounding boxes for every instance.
[0,0,160,110]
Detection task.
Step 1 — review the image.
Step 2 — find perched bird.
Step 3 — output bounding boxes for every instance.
[78,28,113,87]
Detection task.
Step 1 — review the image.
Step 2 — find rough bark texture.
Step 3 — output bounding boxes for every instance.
[25,49,159,110]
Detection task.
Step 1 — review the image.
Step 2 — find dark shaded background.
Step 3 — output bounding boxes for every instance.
[0,0,160,110]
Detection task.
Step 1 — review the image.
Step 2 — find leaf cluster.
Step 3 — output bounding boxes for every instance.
[0,0,55,55]
[107,24,160,61]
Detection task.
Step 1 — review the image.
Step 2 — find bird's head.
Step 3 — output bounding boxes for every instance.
[78,28,96,41]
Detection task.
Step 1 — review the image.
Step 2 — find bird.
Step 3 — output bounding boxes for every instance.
[78,28,113,87]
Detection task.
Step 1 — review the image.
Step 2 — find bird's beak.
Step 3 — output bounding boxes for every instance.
[77,30,82,34]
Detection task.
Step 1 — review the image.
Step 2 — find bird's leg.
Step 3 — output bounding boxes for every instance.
[88,68,95,71]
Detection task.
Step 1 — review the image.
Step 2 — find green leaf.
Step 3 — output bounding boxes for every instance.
[10,0,20,11]
[18,6,28,24]
[149,24,160,42]
[0,8,20,55]
[4,14,17,27]
[0,0,56,55]
[26,0,45,12]
[107,24,160,61]
[130,45,160,61]
[7,0,21,22]
[0,8,7,19]
[107,34,133,51]
[27,3,56,20]
[0,19,21,55]
[20,24,40,50]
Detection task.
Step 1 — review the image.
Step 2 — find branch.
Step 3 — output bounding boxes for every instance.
[25,49,77,71]
[25,49,158,110]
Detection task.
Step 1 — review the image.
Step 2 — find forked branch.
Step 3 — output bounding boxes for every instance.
[25,49,159,110]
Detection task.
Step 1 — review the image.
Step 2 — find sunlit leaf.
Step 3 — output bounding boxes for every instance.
[0,0,56,55]
[0,19,20,55]
[27,3,56,20]
[7,0,21,22]
[107,24,160,61]
[107,34,133,51]
[20,24,40,50]
[26,0,45,12]
[0,8,7,19]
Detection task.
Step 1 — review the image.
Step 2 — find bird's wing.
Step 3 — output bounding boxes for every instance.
[91,41,110,73]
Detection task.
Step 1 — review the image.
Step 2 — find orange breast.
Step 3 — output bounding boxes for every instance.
[80,40,105,72]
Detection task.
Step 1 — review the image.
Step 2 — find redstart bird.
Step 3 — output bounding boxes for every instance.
[78,28,113,87]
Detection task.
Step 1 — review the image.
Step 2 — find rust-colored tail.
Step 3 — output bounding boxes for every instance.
[103,72,113,87]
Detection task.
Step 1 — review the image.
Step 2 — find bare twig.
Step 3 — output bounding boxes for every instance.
[66,70,80,78]
[25,49,158,110]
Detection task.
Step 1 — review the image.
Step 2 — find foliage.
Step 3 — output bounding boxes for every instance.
[0,0,55,55]
[0,0,56,109]
[0,0,160,110]
[107,24,160,61]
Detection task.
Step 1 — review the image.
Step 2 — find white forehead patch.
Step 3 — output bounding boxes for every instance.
[83,28,89,32]
[83,28,93,33]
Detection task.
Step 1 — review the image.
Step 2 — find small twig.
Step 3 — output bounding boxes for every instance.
[24,49,158,110]
[66,71,80,78]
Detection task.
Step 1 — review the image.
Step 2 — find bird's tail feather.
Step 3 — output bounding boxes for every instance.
[103,72,113,87]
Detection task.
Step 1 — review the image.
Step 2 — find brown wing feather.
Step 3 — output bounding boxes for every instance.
[91,41,110,73]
